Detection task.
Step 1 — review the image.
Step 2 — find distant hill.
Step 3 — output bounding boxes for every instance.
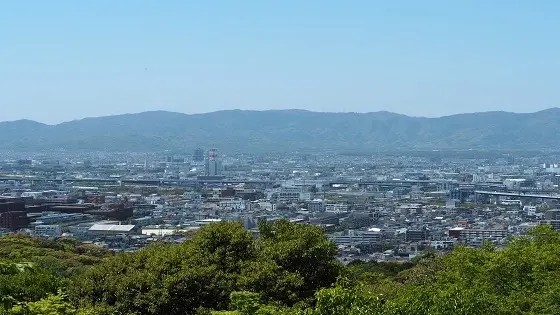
[1,109,560,152]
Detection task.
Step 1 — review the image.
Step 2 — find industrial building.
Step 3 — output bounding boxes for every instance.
[88,223,138,236]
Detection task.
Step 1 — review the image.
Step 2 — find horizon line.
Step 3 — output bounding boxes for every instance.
[2,107,559,126]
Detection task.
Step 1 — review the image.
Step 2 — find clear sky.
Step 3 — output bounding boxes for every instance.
[2,1,560,124]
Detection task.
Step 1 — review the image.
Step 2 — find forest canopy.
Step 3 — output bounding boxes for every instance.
[2,221,560,315]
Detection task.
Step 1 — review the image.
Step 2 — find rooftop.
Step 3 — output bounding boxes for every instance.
[89,224,136,232]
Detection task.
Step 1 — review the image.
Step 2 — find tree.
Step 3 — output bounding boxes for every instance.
[70,222,261,314]
[9,291,76,315]
[70,220,340,314]
[238,220,340,306]
[0,262,60,309]
[8,224,560,314]
[311,279,385,315]
[211,292,298,315]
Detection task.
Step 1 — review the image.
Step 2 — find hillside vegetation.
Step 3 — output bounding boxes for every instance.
[2,109,560,152]
[1,222,560,314]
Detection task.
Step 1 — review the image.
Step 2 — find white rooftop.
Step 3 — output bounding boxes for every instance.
[449,227,465,231]
[89,224,136,232]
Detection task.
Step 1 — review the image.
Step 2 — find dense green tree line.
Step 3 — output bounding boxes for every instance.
[212,226,560,315]
[0,235,112,315]
[3,222,560,314]
[68,220,339,314]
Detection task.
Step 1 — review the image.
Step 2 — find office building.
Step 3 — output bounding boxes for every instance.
[307,200,325,212]
[0,197,25,213]
[35,225,62,238]
[449,227,508,242]
[406,227,430,242]
[205,148,223,176]
[330,228,383,247]
[0,197,28,230]
[0,211,29,230]
[193,148,204,162]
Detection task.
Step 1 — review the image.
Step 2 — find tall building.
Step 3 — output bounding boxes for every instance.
[205,148,223,176]
[0,197,28,230]
[0,211,29,230]
[193,148,204,162]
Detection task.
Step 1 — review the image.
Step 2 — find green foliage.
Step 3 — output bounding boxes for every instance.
[0,235,112,314]
[312,279,385,315]
[69,220,340,315]
[0,261,60,307]
[8,291,76,315]
[5,109,560,152]
[230,292,262,314]
[6,224,560,315]
[239,220,340,306]
[0,235,112,277]
[345,260,414,283]
[211,291,299,315]
[299,225,560,315]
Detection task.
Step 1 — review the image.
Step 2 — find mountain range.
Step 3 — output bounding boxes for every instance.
[1,108,560,153]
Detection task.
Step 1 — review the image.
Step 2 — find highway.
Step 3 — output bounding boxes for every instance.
[1,176,448,187]
[0,176,273,186]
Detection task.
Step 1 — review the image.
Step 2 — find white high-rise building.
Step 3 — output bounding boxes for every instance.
[205,148,223,176]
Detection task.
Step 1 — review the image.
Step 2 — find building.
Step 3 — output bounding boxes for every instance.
[0,197,25,213]
[309,212,340,225]
[276,189,299,203]
[325,203,349,213]
[270,187,311,203]
[543,164,560,174]
[448,227,465,239]
[35,225,62,238]
[87,204,133,220]
[32,212,91,225]
[254,201,275,212]
[218,198,247,211]
[307,200,325,212]
[346,211,374,229]
[330,228,383,247]
[166,156,185,164]
[524,205,537,216]
[88,223,138,236]
[406,227,430,242]
[193,148,205,162]
[0,211,29,230]
[205,148,223,176]
[449,227,508,242]
[0,197,28,230]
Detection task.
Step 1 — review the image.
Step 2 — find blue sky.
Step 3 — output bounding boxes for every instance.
[2,1,560,124]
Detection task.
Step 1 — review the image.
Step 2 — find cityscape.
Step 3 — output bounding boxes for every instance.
[4,1,560,313]
[3,147,560,262]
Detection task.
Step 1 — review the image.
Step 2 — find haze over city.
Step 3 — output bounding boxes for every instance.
[3,1,560,123]
[5,2,560,315]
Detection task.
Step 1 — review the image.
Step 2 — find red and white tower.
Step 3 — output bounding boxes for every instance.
[205,148,222,176]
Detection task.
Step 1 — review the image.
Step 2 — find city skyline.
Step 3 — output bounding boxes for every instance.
[3,1,560,123]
